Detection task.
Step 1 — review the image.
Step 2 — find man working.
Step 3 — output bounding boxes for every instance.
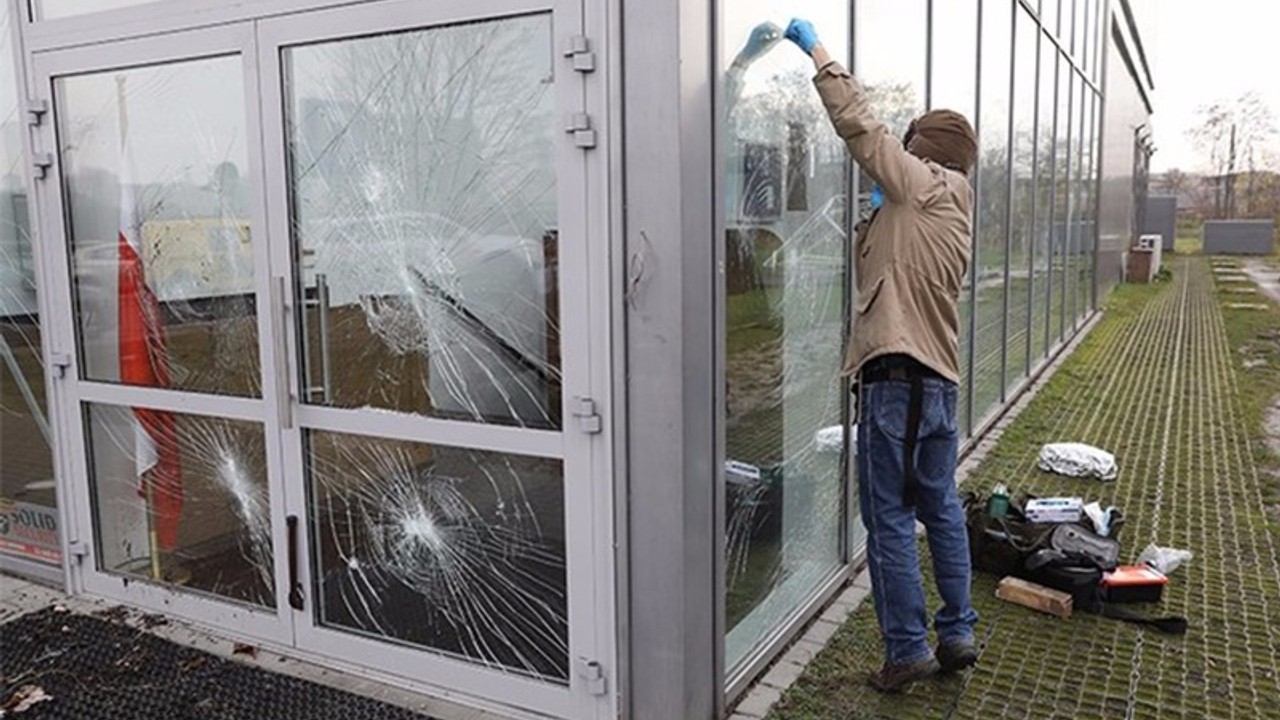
[782,19,980,692]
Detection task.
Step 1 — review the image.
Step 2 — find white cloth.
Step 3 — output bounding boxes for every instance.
[815,425,856,455]
[1038,442,1118,481]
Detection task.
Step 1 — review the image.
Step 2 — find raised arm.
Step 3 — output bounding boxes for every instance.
[783,19,932,205]
[726,22,783,111]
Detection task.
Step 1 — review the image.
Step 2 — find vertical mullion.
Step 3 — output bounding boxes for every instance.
[925,0,934,109]
[1059,69,1074,344]
[966,0,984,435]
[1000,1,1017,399]
[1025,10,1040,377]
[1042,39,1057,360]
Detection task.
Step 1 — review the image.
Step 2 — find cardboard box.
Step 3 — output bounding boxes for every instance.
[1025,497,1084,524]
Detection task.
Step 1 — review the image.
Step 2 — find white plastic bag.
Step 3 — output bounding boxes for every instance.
[1137,544,1193,575]
[1038,442,1119,481]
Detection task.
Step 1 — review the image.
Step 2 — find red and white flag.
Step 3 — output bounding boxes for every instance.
[117,124,183,551]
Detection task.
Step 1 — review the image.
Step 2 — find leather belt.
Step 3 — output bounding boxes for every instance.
[859,355,936,507]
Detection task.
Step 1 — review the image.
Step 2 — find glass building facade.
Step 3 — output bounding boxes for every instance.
[2,0,1154,717]
[715,0,1121,689]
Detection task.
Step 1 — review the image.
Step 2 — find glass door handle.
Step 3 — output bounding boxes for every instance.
[286,514,304,611]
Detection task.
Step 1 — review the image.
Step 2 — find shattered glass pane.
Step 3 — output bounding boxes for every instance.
[722,3,850,670]
[284,14,560,429]
[85,403,275,608]
[0,0,58,566]
[306,430,567,681]
[58,57,261,399]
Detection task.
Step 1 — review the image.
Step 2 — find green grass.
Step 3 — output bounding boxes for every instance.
[1174,218,1203,255]
[763,257,1280,720]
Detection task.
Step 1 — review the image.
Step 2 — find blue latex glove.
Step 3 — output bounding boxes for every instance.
[736,22,782,64]
[870,185,884,209]
[784,18,820,55]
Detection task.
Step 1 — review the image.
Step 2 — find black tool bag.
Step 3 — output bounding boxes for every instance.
[963,492,1187,635]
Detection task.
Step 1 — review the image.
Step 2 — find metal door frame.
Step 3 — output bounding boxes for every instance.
[31,22,296,646]
[256,2,607,715]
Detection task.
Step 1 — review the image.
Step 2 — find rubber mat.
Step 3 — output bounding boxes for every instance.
[0,607,438,720]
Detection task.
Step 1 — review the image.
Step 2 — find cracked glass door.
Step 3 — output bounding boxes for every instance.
[35,25,292,642]
[263,1,601,715]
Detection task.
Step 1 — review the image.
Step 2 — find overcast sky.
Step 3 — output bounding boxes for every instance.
[1147,0,1280,173]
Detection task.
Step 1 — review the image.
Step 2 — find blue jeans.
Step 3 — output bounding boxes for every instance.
[857,378,979,665]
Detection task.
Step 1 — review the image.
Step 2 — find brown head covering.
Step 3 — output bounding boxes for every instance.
[903,110,978,175]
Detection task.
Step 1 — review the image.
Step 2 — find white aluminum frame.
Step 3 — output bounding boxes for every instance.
[31,21,295,644]
[28,0,616,717]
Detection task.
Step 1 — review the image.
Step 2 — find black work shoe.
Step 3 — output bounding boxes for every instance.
[868,656,941,692]
[936,639,978,672]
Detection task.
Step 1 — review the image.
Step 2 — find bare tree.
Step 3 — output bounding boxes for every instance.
[1155,168,1190,196]
[1188,93,1278,218]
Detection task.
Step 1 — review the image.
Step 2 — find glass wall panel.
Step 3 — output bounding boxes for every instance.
[973,0,1012,424]
[1074,0,1087,64]
[58,57,259,398]
[283,15,560,429]
[721,1,849,670]
[1053,58,1073,345]
[930,0,978,122]
[858,0,926,138]
[1042,0,1060,39]
[1009,8,1038,387]
[1098,39,1146,297]
[306,430,567,680]
[1070,74,1086,328]
[1032,37,1057,363]
[1,0,59,566]
[1079,91,1095,313]
[34,0,164,20]
[85,403,274,606]
[930,0,978,433]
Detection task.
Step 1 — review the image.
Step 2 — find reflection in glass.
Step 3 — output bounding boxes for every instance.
[1070,75,1087,328]
[1083,94,1099,307]
[973,0,1011,424]
[721,3,849,670]
[58,57,259,399]
[85,403,275,607]
[1033,37,1059,361]
[1054,59,1073,345]
[1009,9,1039,387]
[930,0,978,123]
[930,0,978,435]
[306,430,566,680]
[284,15,560,428]
[858,0,927,138]
[0,1,58,565]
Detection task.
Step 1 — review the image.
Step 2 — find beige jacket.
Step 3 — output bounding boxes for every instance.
[813,61,973,384]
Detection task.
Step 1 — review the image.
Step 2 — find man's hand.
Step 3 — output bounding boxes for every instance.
[733,22,782,68]
[784,18,820,56]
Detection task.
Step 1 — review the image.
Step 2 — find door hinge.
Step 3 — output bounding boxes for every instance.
[67,540,89,563]
[32,152,53,179]
[564,35,596,73]
[566,113,597,149]
[26,99,48,126]
[49,352,72,378]
[578,658,608,696]
[573,397,602,434]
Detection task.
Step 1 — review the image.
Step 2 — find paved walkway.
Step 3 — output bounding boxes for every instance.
[767,258,1280,720]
